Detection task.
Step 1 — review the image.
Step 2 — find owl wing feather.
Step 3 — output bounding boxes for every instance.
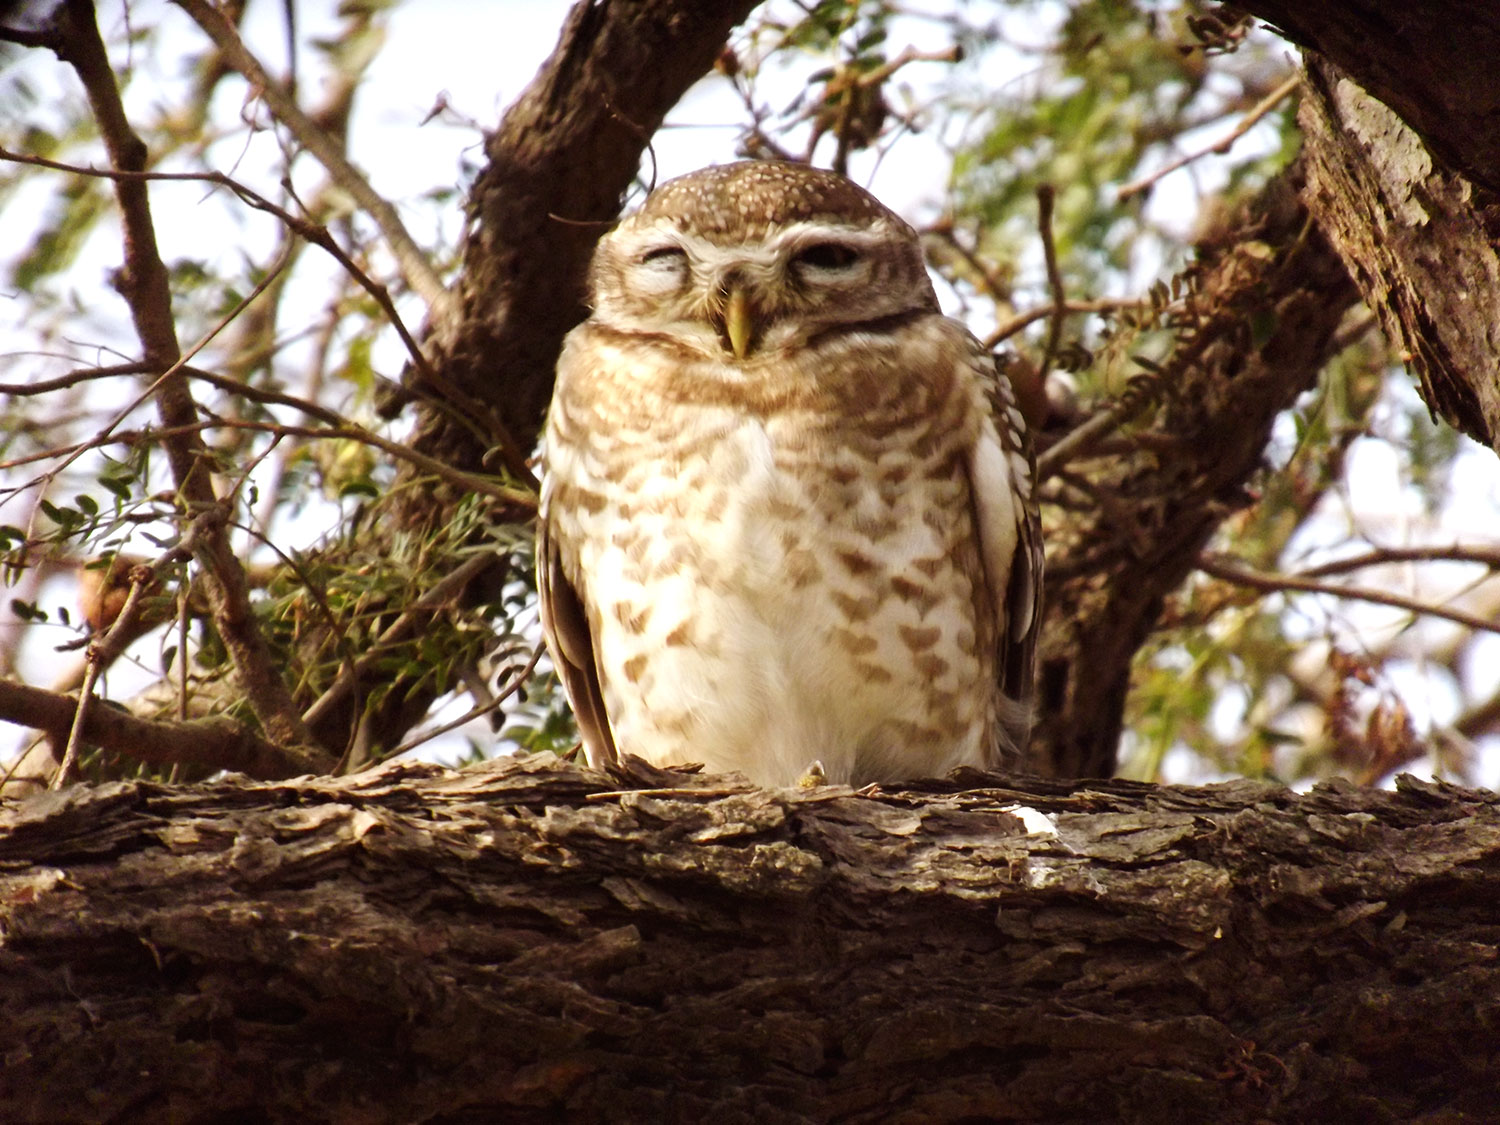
[965,346,1044,765]
[536,511,619,767]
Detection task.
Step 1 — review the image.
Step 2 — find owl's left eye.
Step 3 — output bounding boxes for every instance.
[791,241,862,272]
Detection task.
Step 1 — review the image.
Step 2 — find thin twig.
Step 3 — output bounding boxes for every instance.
[301,551,503,732]
[0,145,512,467]
[211,418,537,506]
[1199,553,1500,637]
[170,0,453,323]
[985,297,1144,350]
[386,640,544,759]
[1298,545,1500,579]
[1116,74,1301,202]
[52,563,157,787]
[1034,183,1067,382]
[1035,404,1127,480]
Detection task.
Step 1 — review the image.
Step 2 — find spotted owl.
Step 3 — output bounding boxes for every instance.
[537,160,1041,788]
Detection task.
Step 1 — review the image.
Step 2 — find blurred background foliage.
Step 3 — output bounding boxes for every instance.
[1,0,1497,790]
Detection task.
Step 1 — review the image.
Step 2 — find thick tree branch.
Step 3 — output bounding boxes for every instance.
[1232,1,1500,196]
[1296,57,1500,452]
[0,756,1496,1121]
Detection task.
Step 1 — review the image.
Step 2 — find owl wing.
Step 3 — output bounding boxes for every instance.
[965,347,1044,765]
[536,505,619,768]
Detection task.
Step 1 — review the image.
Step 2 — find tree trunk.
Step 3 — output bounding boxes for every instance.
[2,757,1497,1122]
[1238,0,1500,453]
[1235,0,1500,196]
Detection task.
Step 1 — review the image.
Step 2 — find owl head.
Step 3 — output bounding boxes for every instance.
[586,161,939,361]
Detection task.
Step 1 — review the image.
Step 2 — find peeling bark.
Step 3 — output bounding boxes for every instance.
[2,757,1497,1122]
[1297,58,1500,452]
[1234,1,1500,196]
[1231,2,1500,451]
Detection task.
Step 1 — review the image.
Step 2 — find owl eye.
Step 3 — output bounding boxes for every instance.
[631,244,690,293]
[638,245,688,267]
[791,241,862,272]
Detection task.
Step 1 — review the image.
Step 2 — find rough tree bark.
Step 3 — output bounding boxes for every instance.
[1234,1,1500,196]
[1235,0,1500,453]
[2,754,1497,1122]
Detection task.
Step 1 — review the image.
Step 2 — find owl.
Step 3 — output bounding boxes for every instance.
[537,160,1041,788]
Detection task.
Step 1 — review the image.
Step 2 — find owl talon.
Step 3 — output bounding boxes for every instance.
[796,759,827,789]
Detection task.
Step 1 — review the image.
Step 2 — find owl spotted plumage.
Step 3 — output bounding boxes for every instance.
[538,160,1041,787]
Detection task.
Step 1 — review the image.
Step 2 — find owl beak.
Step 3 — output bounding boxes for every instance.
[724,284,755,358]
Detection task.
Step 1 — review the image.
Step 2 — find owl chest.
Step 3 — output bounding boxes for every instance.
[576,410,956,597]
[575,408,978,656]
[555,400,990,783]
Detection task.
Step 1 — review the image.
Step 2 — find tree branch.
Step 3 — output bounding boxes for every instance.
[1199,552,1500,637]
[50,2,321,759]
[1,756,1496,1120]
[170,0,453,323]
[0,678,319,779]
[1031,160,1359,778]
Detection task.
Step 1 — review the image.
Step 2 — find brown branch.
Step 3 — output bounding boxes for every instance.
[52,563,158,788]
[0,678,316,780]
[1033,183,1067,382]
[1032,160,1359,778]
[1,758,1498,1118]
[1198,553,1500,637]
[52,0,316,757]
[300,551,507,733]
[0,144,520,473]
[1298,544,1500,579]
[984,297,1142,349]
[210,419,536,506]
[386,640,544,758]
[169,0,453,324]
[1116,74,1301,201]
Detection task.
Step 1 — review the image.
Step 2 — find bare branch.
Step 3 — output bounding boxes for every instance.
[53,562,159,788]
[170,0,454,325]
[1116,74,1301,201]
[1033,183,1067,382]
[0,678,319,779]
[211,419,536,507]
[1198,553,1500,637]
[1298,544,1500,579]
[301,551,507,733]
[0,145,521,472]
[984,298,1142,350]
[52,0,316,756]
